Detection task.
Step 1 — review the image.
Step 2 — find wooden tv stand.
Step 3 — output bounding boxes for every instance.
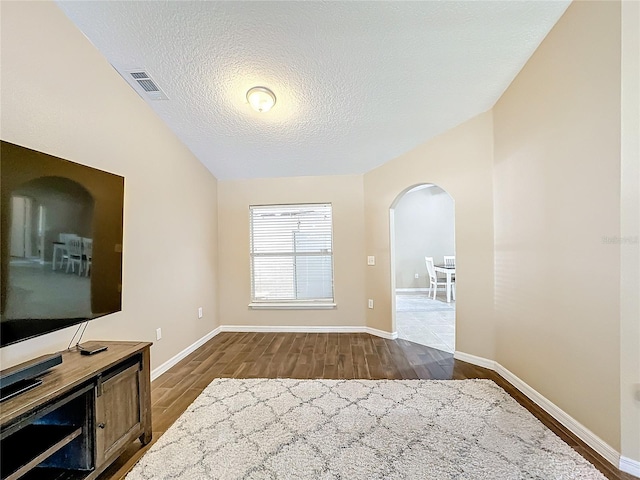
[0,341,152,480]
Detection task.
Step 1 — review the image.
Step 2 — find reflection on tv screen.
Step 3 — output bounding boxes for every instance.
[0,141,124,347]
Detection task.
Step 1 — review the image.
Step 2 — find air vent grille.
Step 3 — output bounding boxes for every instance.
[121,68,168,101]
[136,79,160,93]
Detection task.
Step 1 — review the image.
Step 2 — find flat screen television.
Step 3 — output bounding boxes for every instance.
[0,140,124,347]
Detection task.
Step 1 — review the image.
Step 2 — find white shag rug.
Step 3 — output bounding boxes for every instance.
[126,379,606,480]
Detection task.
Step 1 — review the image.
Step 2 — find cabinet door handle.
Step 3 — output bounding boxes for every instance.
[98,423,106,429]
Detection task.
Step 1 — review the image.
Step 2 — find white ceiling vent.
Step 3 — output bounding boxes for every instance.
[121,68,169,101]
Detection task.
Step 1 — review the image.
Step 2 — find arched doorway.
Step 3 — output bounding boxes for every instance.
[390,184,456,352]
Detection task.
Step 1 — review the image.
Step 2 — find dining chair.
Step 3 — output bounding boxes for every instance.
[425,256,448,300]
[65,237,83,275]
[82,238,93,277]
[443,255,456,283]
[57,233,80,271]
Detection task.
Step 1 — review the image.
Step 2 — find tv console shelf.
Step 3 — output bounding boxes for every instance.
[0,341,152,480]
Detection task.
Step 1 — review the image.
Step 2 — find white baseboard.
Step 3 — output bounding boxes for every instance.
[454,351,497,370]
[620,456,640,476]
[493,363,620,467]
[151,327,221,381]
[219,324,397,340]
[365,327,398,340]
[219,325,364,334]
[395,288,429,293]
[456,350,621,469]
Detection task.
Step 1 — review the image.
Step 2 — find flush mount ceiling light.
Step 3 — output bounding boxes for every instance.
[246,86,276,113]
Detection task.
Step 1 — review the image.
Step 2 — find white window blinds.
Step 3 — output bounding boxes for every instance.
[250,203,334,304]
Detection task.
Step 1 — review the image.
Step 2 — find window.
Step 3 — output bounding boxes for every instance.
[249,203,334,308]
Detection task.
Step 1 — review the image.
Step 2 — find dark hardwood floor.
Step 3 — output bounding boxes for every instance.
[99,332,635,480]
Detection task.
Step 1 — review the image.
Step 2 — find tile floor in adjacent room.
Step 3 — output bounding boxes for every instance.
[5,258,91,319]
[395,292,455,353]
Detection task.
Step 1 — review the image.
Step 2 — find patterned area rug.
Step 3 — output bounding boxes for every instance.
[126,379,606,479]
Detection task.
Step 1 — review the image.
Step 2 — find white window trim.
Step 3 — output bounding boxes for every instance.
[248,302,337,310]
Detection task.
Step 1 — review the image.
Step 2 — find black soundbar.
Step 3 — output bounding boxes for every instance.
[0,352,62,402]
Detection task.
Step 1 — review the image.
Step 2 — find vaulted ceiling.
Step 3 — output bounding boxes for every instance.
[56,1,570,180]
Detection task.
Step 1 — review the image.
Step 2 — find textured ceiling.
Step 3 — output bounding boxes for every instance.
[55,1,570,180]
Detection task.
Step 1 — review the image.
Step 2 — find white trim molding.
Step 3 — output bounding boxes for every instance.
[492,363,620,467]
[455,350,622,469]
[620,456,640,476]
[365,327,398,340]
[248,303,337,310]
[151,327,221,381]
[454,351,496,370]
[219,324,397,340]
[220,325,363,334]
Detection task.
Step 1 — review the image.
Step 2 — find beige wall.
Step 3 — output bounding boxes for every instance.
[493,0,622,449]
[393,186,455,289]
[364,112,495,357]
[620,0,640,463]
[218,175,366,328]
[0,1,219,371]
[2,0,636,466]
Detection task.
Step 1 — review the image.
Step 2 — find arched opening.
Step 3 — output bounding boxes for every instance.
[4,176,95,320]
[390,183,456,352]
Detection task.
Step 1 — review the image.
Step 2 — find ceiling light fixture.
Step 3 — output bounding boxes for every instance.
[246,86,276,113]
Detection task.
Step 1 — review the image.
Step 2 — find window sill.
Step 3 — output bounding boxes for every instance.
[248,302,337,310]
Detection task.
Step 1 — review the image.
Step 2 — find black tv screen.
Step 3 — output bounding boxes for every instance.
[0,141,124,347]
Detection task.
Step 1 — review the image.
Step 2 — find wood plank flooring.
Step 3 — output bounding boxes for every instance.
[98,332,635,480]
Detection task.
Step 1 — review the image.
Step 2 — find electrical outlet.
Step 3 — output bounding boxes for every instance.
[198,307,203,319]
[368,299,374,309]
[156,328,162,340]
[414,273,419,279]
[367,256,375,266]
